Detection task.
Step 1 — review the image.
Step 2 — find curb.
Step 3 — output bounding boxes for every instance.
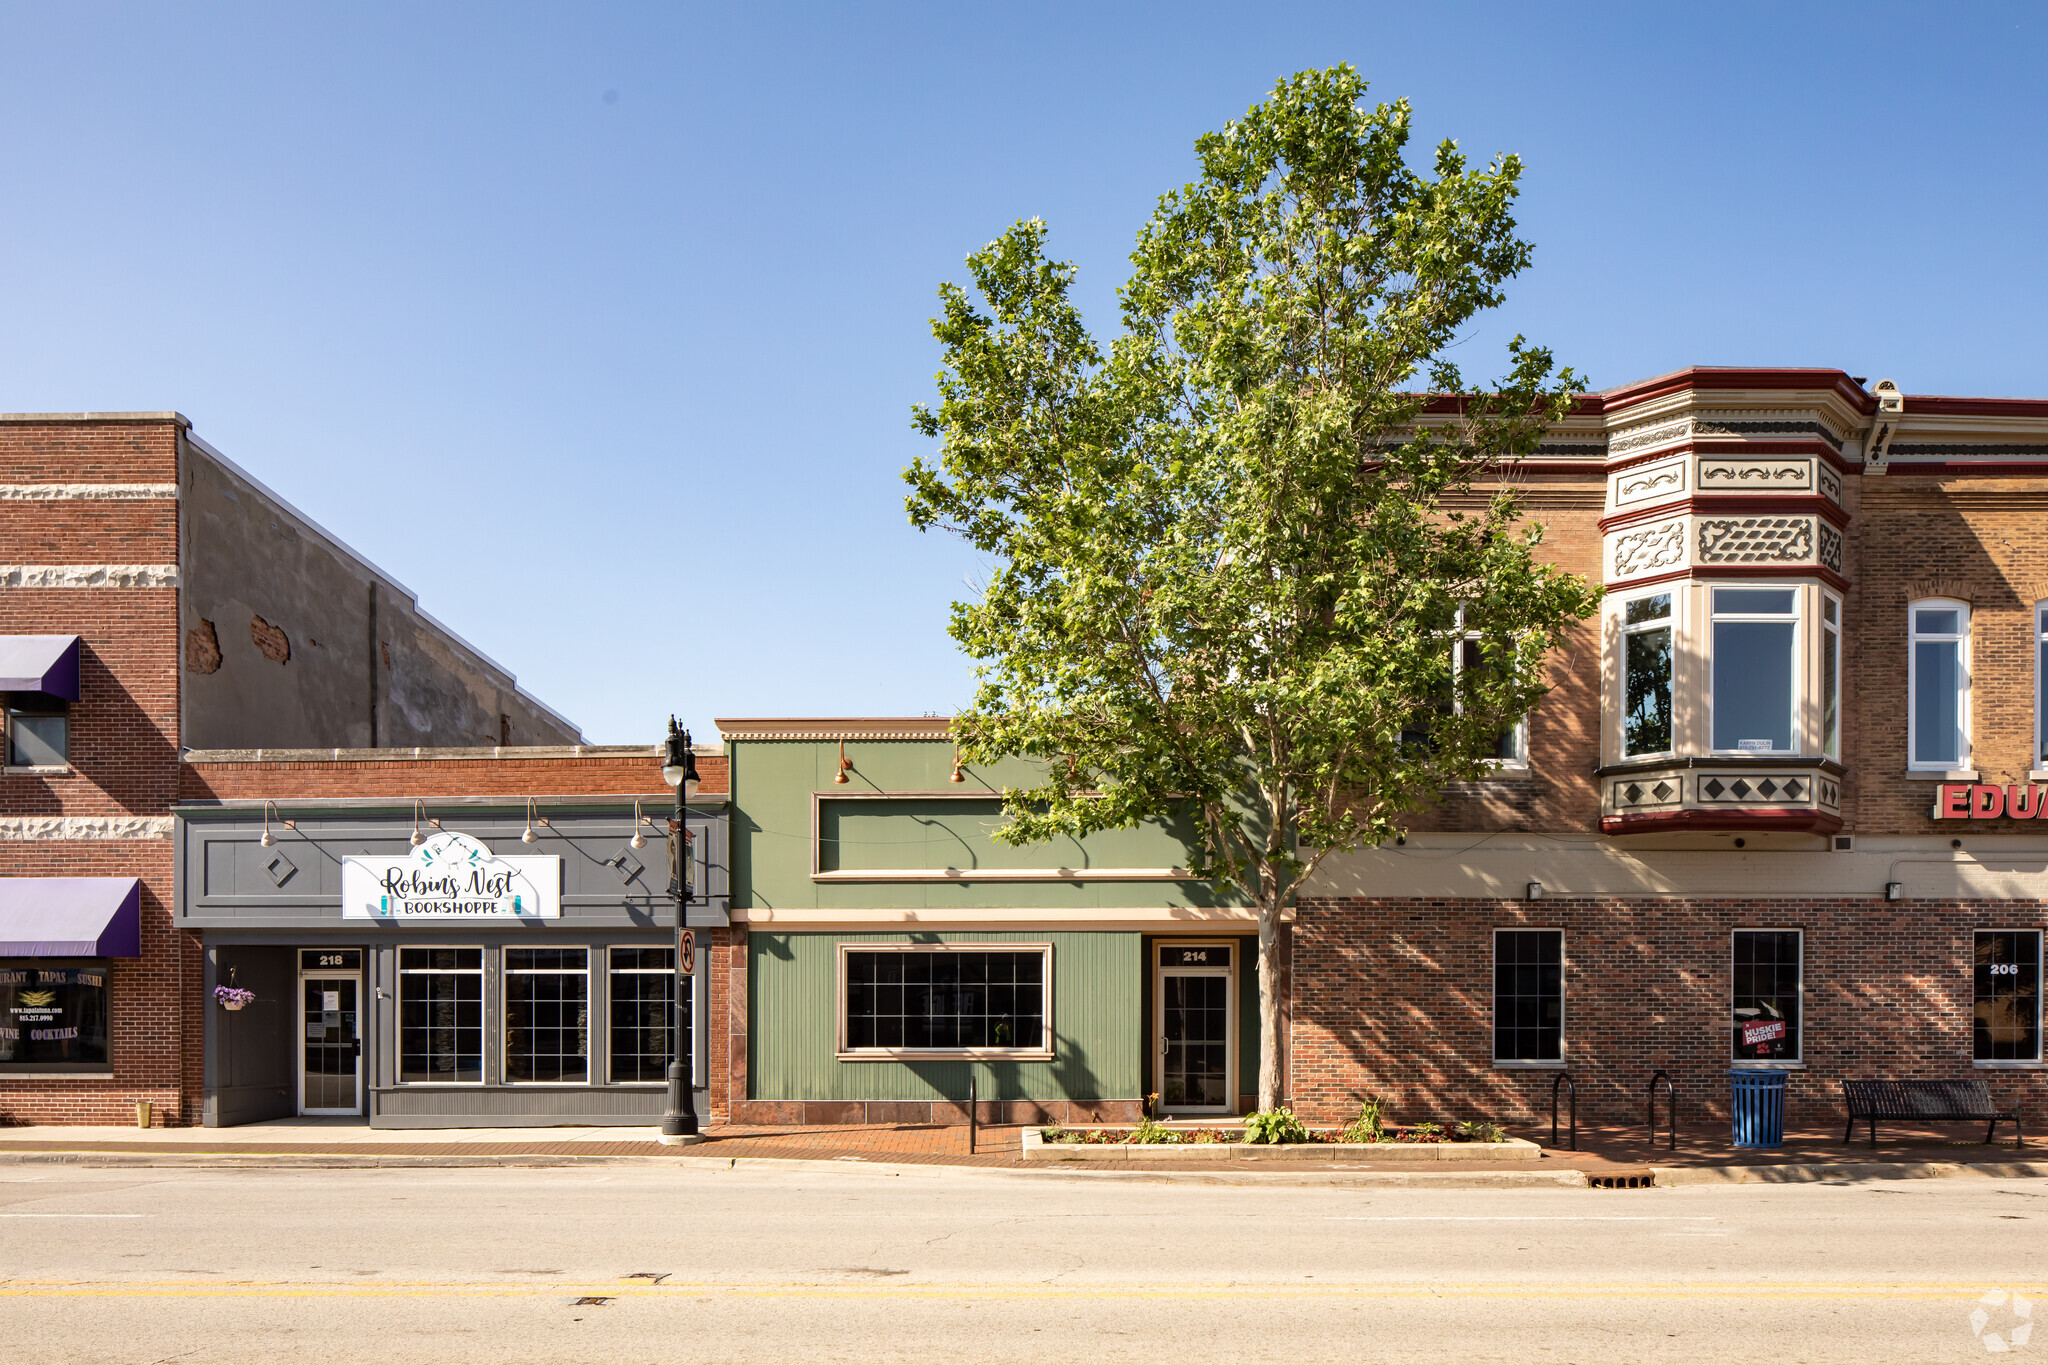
[1651,1160,2048,1186]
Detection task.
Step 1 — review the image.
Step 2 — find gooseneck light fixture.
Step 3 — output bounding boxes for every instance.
[259,800,293,848]
[522,797,544,845]
[409,799,428,847]
[659,715,703,1145]
[630,799,648,850]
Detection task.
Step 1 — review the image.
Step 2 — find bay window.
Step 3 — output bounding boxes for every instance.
[1711,588,1798,754]
[1908,600,1969,770]
[1622,592,1674,757]
[2035,604,2047,769]
[1821,593,1841,761]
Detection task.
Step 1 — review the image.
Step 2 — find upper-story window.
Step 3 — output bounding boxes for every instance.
[1820,594,1841,762]
[1456,607,1526,767]
[1711,588,1798,754]
[1908,599,1970,771]
[1622,592,1674,757]
[6,698,67,767]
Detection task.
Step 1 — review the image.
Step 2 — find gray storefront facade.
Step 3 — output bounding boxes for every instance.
[175,797,728,1129]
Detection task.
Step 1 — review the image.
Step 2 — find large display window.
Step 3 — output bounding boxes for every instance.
[0,965,109,1070]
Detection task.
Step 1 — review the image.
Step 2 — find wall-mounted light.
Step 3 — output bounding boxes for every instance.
[1526,881,1544,902]
[259,800,293,847]
[522,797,544,844]
[949,745,965,783]
[833,739,852,785]
[630,798,648,850]
[1885,882,1904,901]
[410,799,428,847]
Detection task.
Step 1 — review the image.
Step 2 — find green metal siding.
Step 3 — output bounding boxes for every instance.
[748,930,1143,1102]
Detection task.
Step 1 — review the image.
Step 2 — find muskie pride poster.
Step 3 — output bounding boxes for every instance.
[342,831,562,920]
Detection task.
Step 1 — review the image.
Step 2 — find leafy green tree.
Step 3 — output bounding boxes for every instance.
[906,66,1601,1111]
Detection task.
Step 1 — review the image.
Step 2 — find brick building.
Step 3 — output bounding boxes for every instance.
[1289,368,2048,1131]
[0,412,582,1125]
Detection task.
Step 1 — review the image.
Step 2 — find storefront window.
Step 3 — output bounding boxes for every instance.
[842,947,1047,1053]
[399,947,482,1083]
[1975,931,2042,1064]
[1623,593,1673,757]
[1492,930,1563,1063]
[1731,930,1801,1062]
[609,946,679,1083]
[1712,588,1797,754]
[0,966,108,1068]
[505,948,588,1082]
[1909,600,1969,769]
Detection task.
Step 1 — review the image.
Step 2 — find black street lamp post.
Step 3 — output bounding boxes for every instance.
[659,716,703,1145]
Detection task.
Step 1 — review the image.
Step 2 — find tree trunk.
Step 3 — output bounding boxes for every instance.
[1256,898,1284,1112]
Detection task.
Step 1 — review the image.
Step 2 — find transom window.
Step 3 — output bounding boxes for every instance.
[1975,931,2042,1065]
[398,947,482,1083]
[1492,930,1563,1064]
[841,946,1050,1055]
[1731,930,1802,1063]
[1622,592,1674,757]
[1909,600,1969,770]
[504,947,588,1083]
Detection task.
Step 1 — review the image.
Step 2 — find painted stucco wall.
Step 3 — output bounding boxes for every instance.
[178,435,580,750]
[746,929,1143,1103]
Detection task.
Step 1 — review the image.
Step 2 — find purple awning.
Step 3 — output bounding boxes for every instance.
[0,878,140,957]
[0,635,81,701]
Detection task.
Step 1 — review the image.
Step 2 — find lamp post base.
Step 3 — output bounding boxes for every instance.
[658,1132,708,1146]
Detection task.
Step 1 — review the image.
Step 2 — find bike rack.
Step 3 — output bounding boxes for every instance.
[1550,1072,1577,1151]
[1647,1070,1677,1151]
[968,1075,978,1155]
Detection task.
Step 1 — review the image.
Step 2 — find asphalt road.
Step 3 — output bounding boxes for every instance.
[0,1161,2042,1363]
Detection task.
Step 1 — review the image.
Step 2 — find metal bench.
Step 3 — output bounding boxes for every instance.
[1841,1078,2022,1149]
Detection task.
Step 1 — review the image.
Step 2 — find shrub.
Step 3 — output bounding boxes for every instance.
[1455,1119,1506,1143]
[1341,1096,1387,1144]
[1242,1108,1310,1145]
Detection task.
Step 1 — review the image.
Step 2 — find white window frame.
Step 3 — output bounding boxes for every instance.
[1907,598,1971,773]
[501,946,592,1086]
[603,943,706,1087]
[1973,929,2044,1068]
[2035,604,2048,777]
[1453,604,1529,769]
[1820,592,1842,762]
[1491,928,1566,1068]
[1619,588,1678,760]
[1709,584,1802,756]
[835,941,1055,1061]
[395,946,485,1087]
[1729,928,1804,1068]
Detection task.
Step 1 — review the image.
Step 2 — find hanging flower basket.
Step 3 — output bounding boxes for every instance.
[214,985,255,1011]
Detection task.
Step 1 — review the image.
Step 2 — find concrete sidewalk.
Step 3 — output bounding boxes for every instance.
[0,1115,2041,1185]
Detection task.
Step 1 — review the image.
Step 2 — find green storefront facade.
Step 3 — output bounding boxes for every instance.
[718,719,1267,1124]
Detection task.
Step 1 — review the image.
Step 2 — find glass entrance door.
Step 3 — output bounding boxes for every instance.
[300,975,362,1115]
[1158,943,1233,1113]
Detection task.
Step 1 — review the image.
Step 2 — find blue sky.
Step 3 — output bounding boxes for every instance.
[2,3,2042,742]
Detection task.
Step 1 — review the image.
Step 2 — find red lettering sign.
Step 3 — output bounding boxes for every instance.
[1939,784,1973,818]
[1937,784,2047,820]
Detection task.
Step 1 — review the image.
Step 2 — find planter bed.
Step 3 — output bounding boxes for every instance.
[1022,1128,1541,1162]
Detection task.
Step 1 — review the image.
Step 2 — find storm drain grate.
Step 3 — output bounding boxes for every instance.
[1588,1173,1657,1190]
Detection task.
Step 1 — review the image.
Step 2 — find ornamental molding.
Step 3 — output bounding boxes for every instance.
[1816,464,1842,504]
[0,484,179,501]
[1696,517,1814,564]
[716,716,956,741]
[1608,417,1692,456]
[1697,458,1812,489]
[0,564,180,588]
[1611,519,1687,577]
[1817,524,1843,574]
[1888,443,2048,458]
[1691,411,1843,452]
[0,815,174,841]
[1613,458,1687,507]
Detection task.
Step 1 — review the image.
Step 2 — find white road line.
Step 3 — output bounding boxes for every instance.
[0,1213,146,1218]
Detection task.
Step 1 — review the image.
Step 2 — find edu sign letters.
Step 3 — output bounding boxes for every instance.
[1934,784,2048,821]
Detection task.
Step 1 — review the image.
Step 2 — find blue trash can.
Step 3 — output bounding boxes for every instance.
[1729,1070,1786,1148]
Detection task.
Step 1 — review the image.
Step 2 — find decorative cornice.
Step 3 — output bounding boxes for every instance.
[0,484,179,501]
[182,744,678,764]
[716,717,956,741]
[0,815,173,840]
[0,564,179,588]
